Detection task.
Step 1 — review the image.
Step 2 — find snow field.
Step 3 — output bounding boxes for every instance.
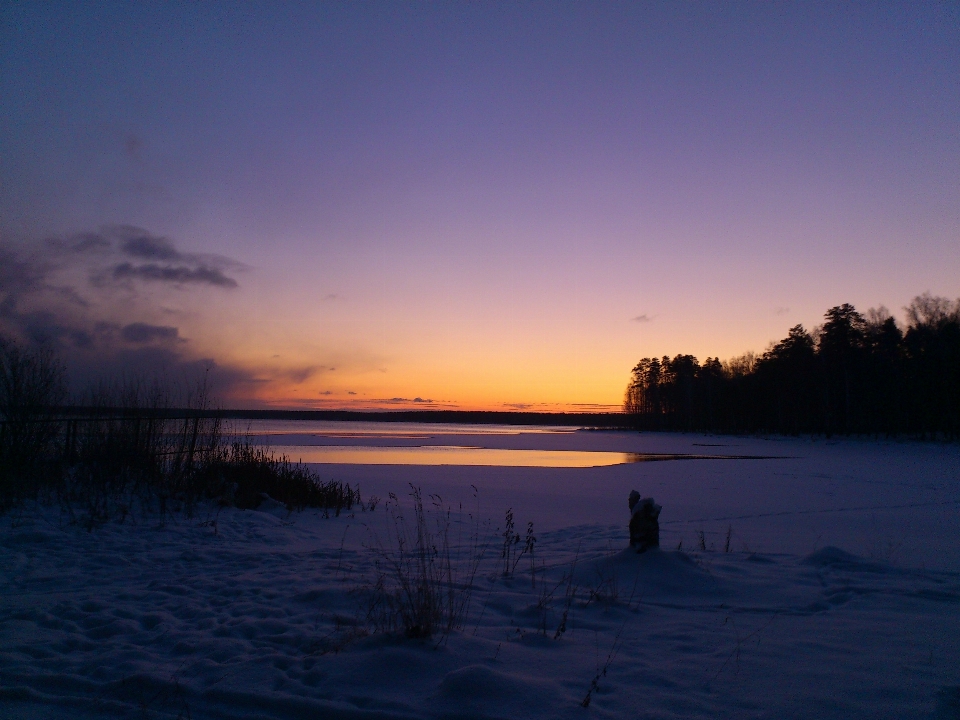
[2,433,960,718]
[3,504,959,718]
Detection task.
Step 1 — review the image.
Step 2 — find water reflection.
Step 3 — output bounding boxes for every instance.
[271,445,773,468]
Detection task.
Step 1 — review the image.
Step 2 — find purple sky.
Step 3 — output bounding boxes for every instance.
[2,2,958,410]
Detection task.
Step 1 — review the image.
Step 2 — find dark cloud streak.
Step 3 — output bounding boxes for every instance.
[120,322,180,344]
[112,262,238,288]
[121,234,184,262]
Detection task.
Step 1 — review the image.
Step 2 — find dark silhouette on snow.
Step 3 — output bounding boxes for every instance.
[628,491,660,552]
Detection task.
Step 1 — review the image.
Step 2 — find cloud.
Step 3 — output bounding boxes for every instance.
[347,391,357,395]
[775,307,790,316]
[120,322,180,344]
[0,229,371,409]
[373,396,460,409]
[282,365,335,384]
[112,262,238,288]
[630,314,654,323]
[225,363,338,388]
[0,227,248,399]
[0,246,93,350]
[12,309,93,348]
[61,226,245,289]
[121,234,184,261]
[66,234,112,254]
[0,248,49,299]
[569,402,621,409]
[319,390,333,395]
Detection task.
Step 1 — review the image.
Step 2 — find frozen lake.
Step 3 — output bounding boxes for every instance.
[242,418,781,467]
[240,421,960,571]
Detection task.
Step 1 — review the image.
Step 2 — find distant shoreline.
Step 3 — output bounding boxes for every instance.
[221,409,630,428]
[57,407,631,428]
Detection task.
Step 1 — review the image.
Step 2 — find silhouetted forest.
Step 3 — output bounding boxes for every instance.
[624,294,960,438]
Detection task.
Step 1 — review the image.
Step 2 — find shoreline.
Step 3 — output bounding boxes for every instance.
[55,407,634,428]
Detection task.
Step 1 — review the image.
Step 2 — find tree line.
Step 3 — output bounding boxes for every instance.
[623,294,960,438]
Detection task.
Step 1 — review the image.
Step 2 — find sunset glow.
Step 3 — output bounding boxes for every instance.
[2,3,957,411]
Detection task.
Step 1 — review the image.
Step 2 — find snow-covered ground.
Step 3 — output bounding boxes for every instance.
[2,429,960,719]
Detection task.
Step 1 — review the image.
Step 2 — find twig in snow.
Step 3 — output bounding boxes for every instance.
[580,622,625,707]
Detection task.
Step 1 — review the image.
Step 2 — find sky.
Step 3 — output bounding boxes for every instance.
[1,2,958,411]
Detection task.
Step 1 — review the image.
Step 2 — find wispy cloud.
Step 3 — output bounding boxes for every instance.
[502,401,621,412]
[82,226,245,289]
[10,309,93,348]
[64,234,112,254]
[120,322,180,344]
[568,402,622,411]
[121,233,184,261]
[373,396,459,409]
[112,262,238,288]
[630,314,654,323]
[775,307,790,316]
[290,366,332,383]
[242,365,337,386]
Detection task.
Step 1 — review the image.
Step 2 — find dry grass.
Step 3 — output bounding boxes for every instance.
[0,340,361,523]
[364,484,487,640]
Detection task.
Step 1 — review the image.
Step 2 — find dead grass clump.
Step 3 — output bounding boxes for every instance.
[364,484,485,640]
[202,440,360,513]
[0,337,67,509]
[533,549,579,639]
[60,378,223,525]
[0,336,362,524]
[584,566,622,606]
[48,376,361,525]
[500,508,536,580]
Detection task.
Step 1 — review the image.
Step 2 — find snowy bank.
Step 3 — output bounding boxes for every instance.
[2,434,960,718]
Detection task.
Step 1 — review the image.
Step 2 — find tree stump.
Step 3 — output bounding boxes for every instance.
[628,490,661,553]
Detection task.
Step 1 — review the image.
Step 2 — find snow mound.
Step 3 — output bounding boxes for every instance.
[438,664,536,698]
[577,548,726,602]
[802,546,891,573]
[436,665,562,719]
